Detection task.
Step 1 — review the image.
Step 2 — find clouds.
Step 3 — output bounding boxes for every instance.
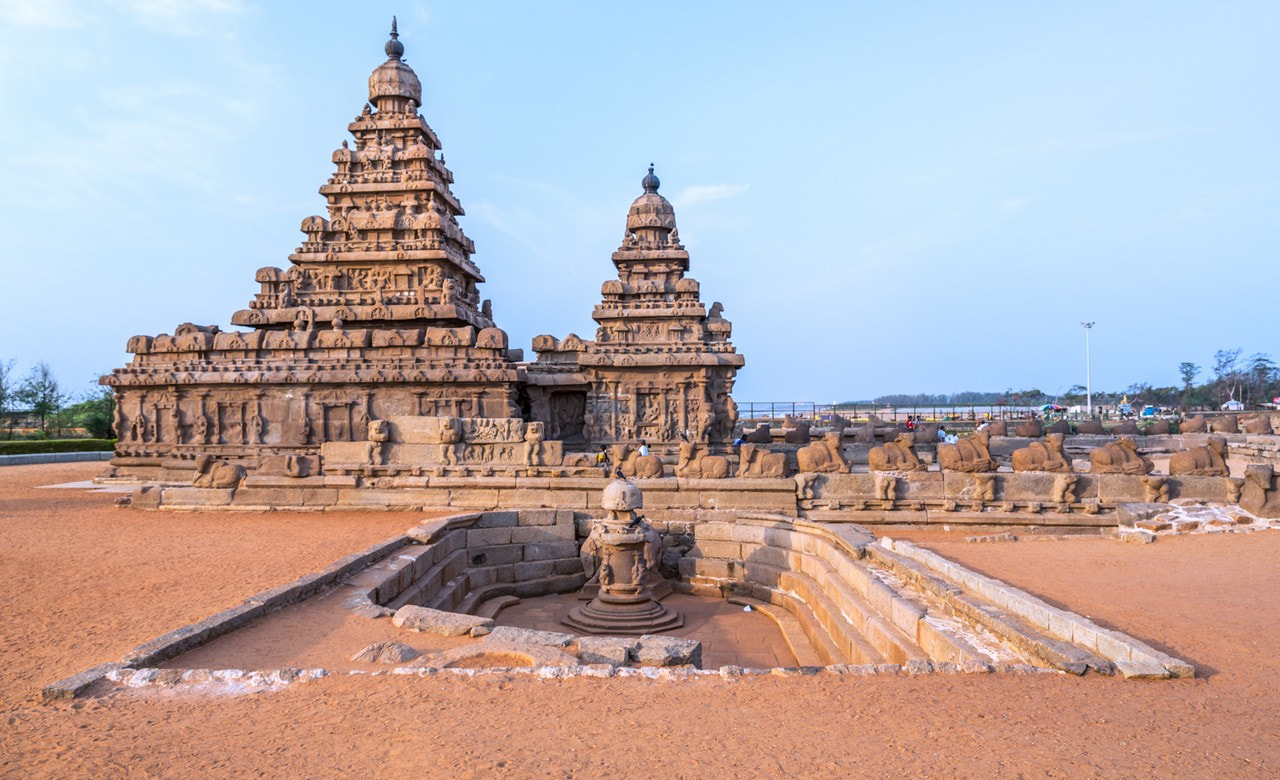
[0,0,250,35]
[671,183,750,209]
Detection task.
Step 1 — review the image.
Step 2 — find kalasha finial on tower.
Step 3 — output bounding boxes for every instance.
[385,16,405,60]
[641,163,660,194]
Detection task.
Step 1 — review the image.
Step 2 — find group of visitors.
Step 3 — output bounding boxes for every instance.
[595,440,649,476]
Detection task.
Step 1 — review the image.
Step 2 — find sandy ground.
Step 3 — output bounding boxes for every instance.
[2,463,1278,778]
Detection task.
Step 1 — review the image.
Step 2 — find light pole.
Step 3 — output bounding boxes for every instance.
[1081,322,1095,417]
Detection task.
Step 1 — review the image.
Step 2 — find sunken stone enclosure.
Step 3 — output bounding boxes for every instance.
[58,21,1280,699]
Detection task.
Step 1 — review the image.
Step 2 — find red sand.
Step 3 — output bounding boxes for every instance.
[3,463,1278,777]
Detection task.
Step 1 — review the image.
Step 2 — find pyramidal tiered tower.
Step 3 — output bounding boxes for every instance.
[526,166,744,451]
[104,21,520,475]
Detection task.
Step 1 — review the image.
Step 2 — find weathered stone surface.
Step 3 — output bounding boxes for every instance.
[1114,659,1172,679]
[575,636,638,665]
[482,626,575,648]
[42,663,126,703]
[392,605,493,636]
[352,641,421,664]
[633,635,702,667]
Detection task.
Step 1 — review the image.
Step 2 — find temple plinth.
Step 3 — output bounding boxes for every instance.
[564,477,682,635]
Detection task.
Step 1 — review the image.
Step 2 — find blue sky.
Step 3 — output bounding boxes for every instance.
[0,1,1276,404]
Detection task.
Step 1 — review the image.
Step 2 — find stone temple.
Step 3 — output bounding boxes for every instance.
[102,21,741,480]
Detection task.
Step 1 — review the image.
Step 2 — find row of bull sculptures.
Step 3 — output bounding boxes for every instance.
[866,431,1231,478]
[191,430,1234,486]
[741,412,1274,446]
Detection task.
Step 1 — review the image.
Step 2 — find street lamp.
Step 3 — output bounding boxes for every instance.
[1081,322,1095,417]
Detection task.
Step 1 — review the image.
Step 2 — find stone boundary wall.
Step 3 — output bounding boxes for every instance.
[680,515,1193,679]
[337,510,585,616]
[679,515,999,668]
[42,531,414,701]
[877,538,1193,678]
[0,451,114,467]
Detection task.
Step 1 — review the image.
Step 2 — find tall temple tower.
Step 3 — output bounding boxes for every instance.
[103,21,521,476]
[526,166,744,452]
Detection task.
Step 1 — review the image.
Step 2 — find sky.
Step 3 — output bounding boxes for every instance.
[0,1,1276,404]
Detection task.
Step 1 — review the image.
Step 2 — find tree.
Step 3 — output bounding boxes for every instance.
[1178,362,1200,391]
[1247,353,1278,406]
[16,363,66,435]
[67,388,116,439]
[1212,348,1243,404]
[0,359,13,439]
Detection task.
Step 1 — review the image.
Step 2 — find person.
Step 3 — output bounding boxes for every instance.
[976,420,989,432]
[637,440,650,457]
[595,445,611,475]
[937,425,948,442]
[906,416,917,431]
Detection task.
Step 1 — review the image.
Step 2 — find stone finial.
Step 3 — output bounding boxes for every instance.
[641,163,660,194]
[601,477,643,511]
[385,16,405,60]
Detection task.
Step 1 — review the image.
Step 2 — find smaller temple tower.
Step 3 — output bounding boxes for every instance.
[526,166,744,452]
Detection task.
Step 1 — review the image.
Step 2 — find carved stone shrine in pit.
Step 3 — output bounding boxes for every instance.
[524,166,744,453]
[564,478,681,635]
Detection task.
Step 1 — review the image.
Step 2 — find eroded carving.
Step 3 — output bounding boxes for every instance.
[1169,436,1229,477]
[1089,437,1154,475]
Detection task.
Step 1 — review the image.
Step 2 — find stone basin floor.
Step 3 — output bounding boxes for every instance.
[160,587,800,672]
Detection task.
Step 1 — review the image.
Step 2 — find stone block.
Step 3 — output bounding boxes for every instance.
[483,626,574,647]
[694,523,736,542]
[694,558,734,579]
[515,508,559,525]
[513,560,555,581]
[522,540,579,561]
[1170,475,1242,504]
[889,598,925,635]
[163,487,235,507]
[467,527,512,547]
[898,471,945,501]
[392,605,492,636]
[553,558,583,575]
[463,544,520,568]
[575,636,637,666]
[42,663,126,702]
[634,635,702,667]
[511,524,576,543]
[1115,503,1167,528]
[694,540,742,560]
[475,510,520,528]
[447,489,501,509]
[1114,659,1171,679]
[1097,475,1148,504]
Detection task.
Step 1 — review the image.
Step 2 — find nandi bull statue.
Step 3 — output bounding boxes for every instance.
[675,441,730,479]
[796,431,849,473]
[1011,433,1072,473]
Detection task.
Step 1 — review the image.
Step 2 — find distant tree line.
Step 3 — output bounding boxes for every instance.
[847,349,1278,412]
[0,359,114,440]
